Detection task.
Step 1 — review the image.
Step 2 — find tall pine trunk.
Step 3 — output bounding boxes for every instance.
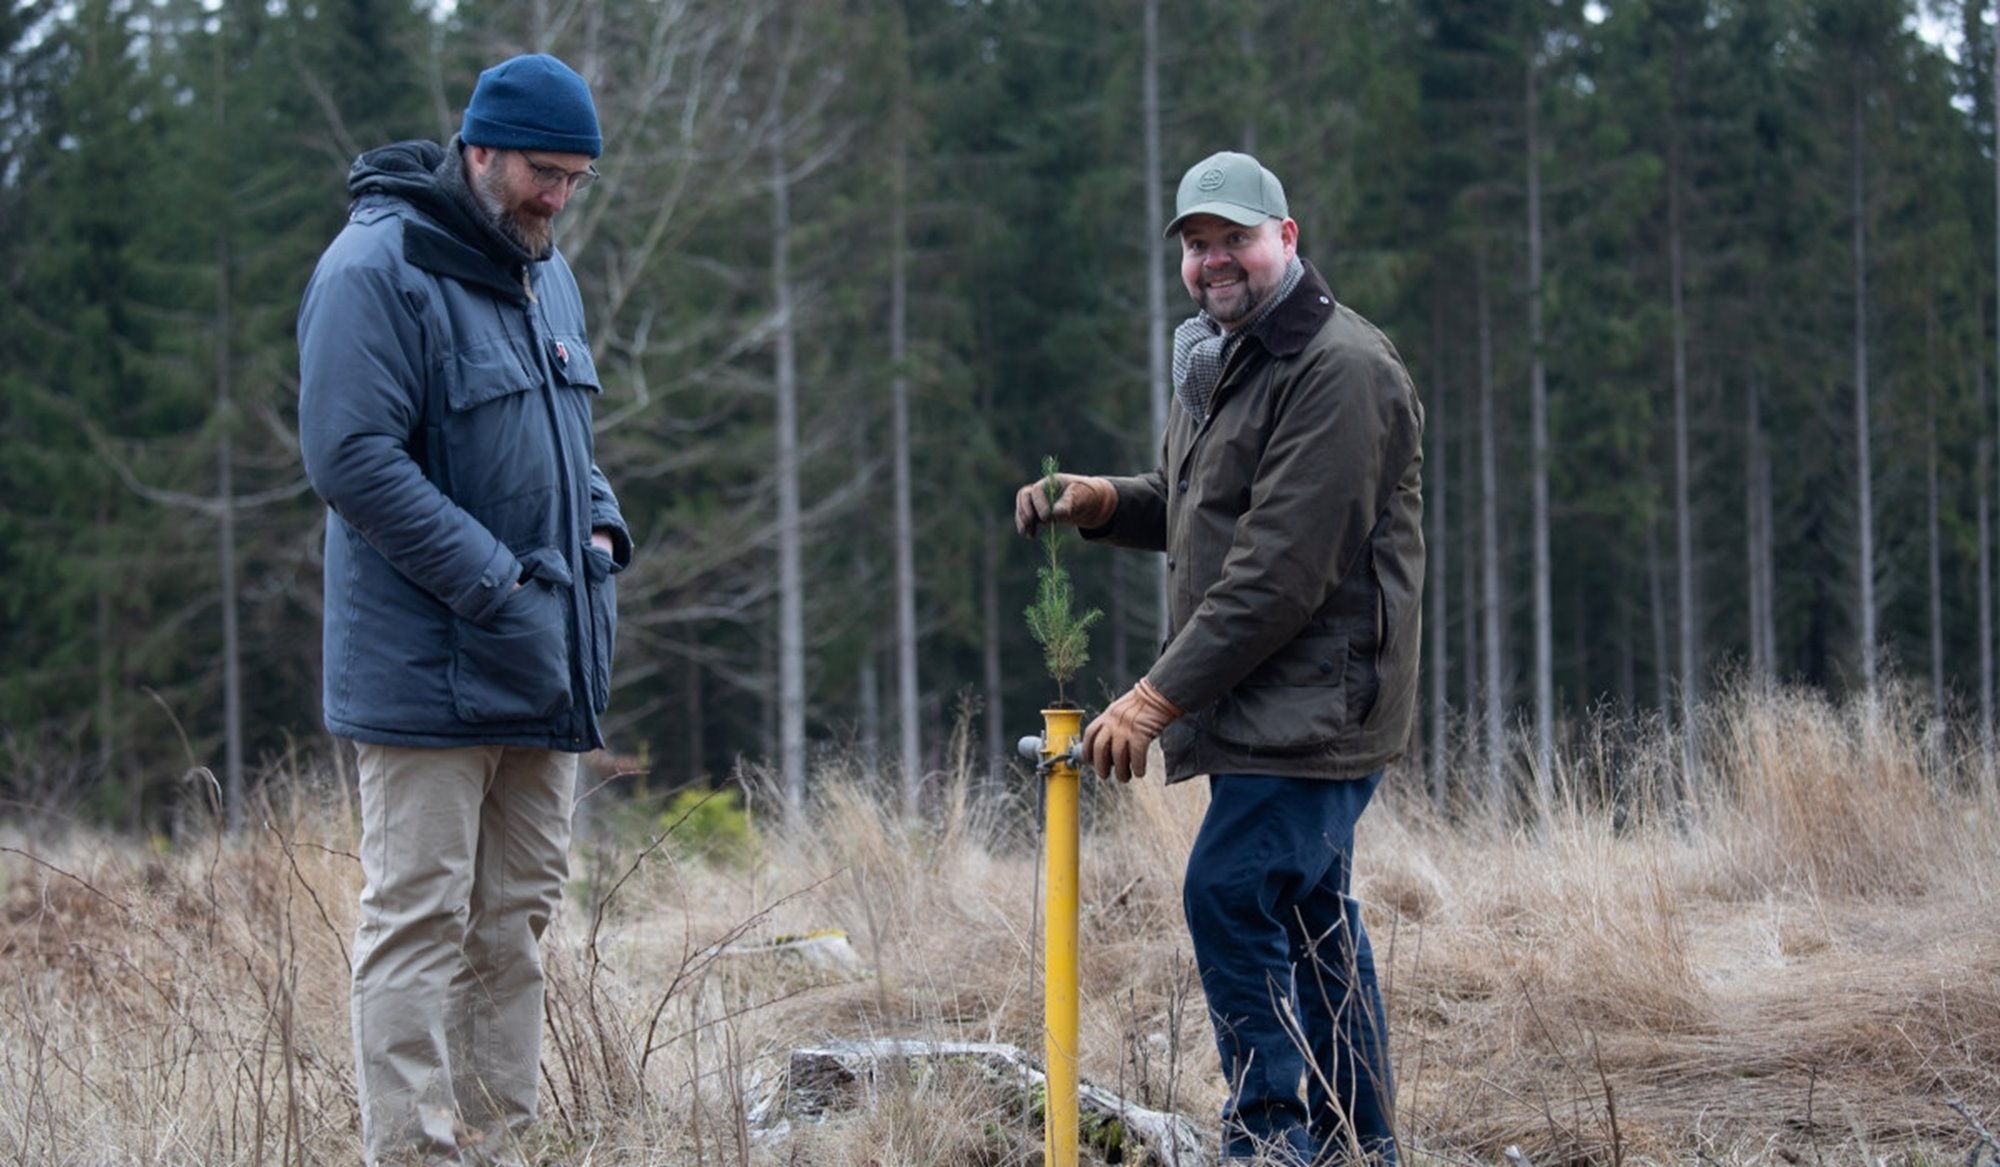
[770,77,807,818]
[1526,46,1554,805]
[1647,508,1670,715]
[1989,14,2000,792]
[1428,296,1450,809]
[1478,247,1506,820]
[215,222,244,832]
[890,74,921,818]
[1852,81,1877,691]
[1668,119,1699,804]
[1927,375,1943,716]
[1461,325,1479,742]
[211,45,244,831]
[1980,363,1995,780]
[1746,377,1776,687]
[1144,0,1170,641]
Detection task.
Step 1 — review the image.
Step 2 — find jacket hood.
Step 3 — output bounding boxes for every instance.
[347,138,449,202]
[346,137,536,295]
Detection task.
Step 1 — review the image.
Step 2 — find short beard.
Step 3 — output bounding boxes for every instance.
[1199,276,1262,329]
[472,161,556,261]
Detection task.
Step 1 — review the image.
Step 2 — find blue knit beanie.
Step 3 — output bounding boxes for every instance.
[460,53,602,159]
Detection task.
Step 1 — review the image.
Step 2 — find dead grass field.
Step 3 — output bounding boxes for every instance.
[2,683,1997,1165]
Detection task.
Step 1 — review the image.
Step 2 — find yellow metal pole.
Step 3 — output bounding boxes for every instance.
[1040,706,1082,1167]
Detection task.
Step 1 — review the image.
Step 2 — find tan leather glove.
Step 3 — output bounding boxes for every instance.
[1014,473,1118,539]
[1082,679,1183,783]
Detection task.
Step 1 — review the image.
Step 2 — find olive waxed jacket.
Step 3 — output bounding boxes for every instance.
[1086,260,1424,783]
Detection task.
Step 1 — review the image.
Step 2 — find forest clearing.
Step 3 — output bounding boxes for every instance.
[2,683,1996,1165]
[10,4,2000,1162]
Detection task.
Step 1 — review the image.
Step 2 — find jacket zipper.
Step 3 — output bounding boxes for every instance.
[524,278,593,749]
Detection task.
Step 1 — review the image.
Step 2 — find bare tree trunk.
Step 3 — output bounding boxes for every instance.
[988,527,1008,791]
[1477,247,1505,820]
[1238,15,1258,154]
[1667,121,1698,802]
[1989,23,1999,792]
[1460,330,1478,732]
[1980,361,1994,774]
[890,80,921,819]
[770,89,807,818]
[96,507,117,818]
[859,649,881,771]
[1525,49,1553,804]
[212,47,244,832]
[683,648,703,783]
[983,524,1005,796]
[1111,555,1131,683]
[1428,296,1450,810]
[215,223,244,832]
[1144,0,1170,641]
[1614,597,1634,710]
[1926,375,1944,717]
[1852,82,1877,692]
[1647,508,1669,714]
[1746,377,1773,687]
[1756,398,1777,677]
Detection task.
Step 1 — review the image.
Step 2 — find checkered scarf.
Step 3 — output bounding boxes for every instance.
[1170,257,1305,424]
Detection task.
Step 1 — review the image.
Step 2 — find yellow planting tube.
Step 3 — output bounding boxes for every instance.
[1040,706,1083,1167]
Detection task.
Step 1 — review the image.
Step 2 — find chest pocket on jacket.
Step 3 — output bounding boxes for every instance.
[546,333,601,394]
[443,339,553,524]
[448,338,537,411]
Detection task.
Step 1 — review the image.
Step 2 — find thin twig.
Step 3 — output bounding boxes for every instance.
[1592,1036,1623,1167]
[264,819,352,973]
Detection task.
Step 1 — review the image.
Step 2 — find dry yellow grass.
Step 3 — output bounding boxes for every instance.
[2,682,1997,1165]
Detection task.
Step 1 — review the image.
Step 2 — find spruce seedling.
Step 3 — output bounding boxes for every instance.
[1024,456,1103,706]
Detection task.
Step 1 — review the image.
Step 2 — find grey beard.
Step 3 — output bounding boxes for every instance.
[472,164,555,261]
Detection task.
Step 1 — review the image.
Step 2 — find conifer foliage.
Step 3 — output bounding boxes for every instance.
[1023,457,1103,707]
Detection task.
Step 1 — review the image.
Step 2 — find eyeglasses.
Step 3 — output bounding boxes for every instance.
[515,151,600,193]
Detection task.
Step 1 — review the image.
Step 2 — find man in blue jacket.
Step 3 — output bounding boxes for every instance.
[298,52,631,1165]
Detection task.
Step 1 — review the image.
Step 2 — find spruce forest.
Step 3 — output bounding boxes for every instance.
[6,0,2000,830]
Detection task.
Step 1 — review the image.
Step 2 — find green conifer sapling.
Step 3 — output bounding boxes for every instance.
[1024,456,1102,706]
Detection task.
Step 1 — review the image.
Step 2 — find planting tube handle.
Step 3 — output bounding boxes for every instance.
[1017,734,1085,777]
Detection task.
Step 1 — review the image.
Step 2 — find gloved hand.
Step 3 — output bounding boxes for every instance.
[1014,473,1118,539]
[1082,679,1183,783]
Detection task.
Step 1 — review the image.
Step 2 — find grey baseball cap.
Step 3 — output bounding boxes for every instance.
[1165,151,1289,238]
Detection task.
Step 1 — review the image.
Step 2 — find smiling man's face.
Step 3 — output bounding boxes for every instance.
[1177,213,1298,329]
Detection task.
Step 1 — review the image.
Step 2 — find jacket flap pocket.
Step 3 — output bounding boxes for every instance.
[549,335,601,393]
[449,339,535,412]
[1237,631,1346,688]
[516,547,575,588]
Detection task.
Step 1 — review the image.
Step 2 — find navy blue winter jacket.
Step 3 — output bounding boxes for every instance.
[298,139,631,752]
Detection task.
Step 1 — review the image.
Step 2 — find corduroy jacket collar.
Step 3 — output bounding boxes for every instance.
[1244,258,1337,359]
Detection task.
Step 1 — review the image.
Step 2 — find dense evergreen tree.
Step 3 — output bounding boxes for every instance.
[1,0,200,823]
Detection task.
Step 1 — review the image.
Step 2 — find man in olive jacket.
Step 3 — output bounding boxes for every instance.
[1016,151,1422,1165]
[298,53,630,1165]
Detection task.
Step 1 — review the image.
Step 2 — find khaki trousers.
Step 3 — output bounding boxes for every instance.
[350,743,578,1165]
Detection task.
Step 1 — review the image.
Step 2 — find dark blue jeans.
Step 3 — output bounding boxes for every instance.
[1184,772,1397,1165]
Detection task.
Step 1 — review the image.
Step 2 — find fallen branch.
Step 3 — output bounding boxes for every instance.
[772,1038,1206,1165]
[1949,1099,2000,1167]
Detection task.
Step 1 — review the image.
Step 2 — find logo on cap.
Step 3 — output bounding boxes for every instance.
[1197,167,1227,192]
